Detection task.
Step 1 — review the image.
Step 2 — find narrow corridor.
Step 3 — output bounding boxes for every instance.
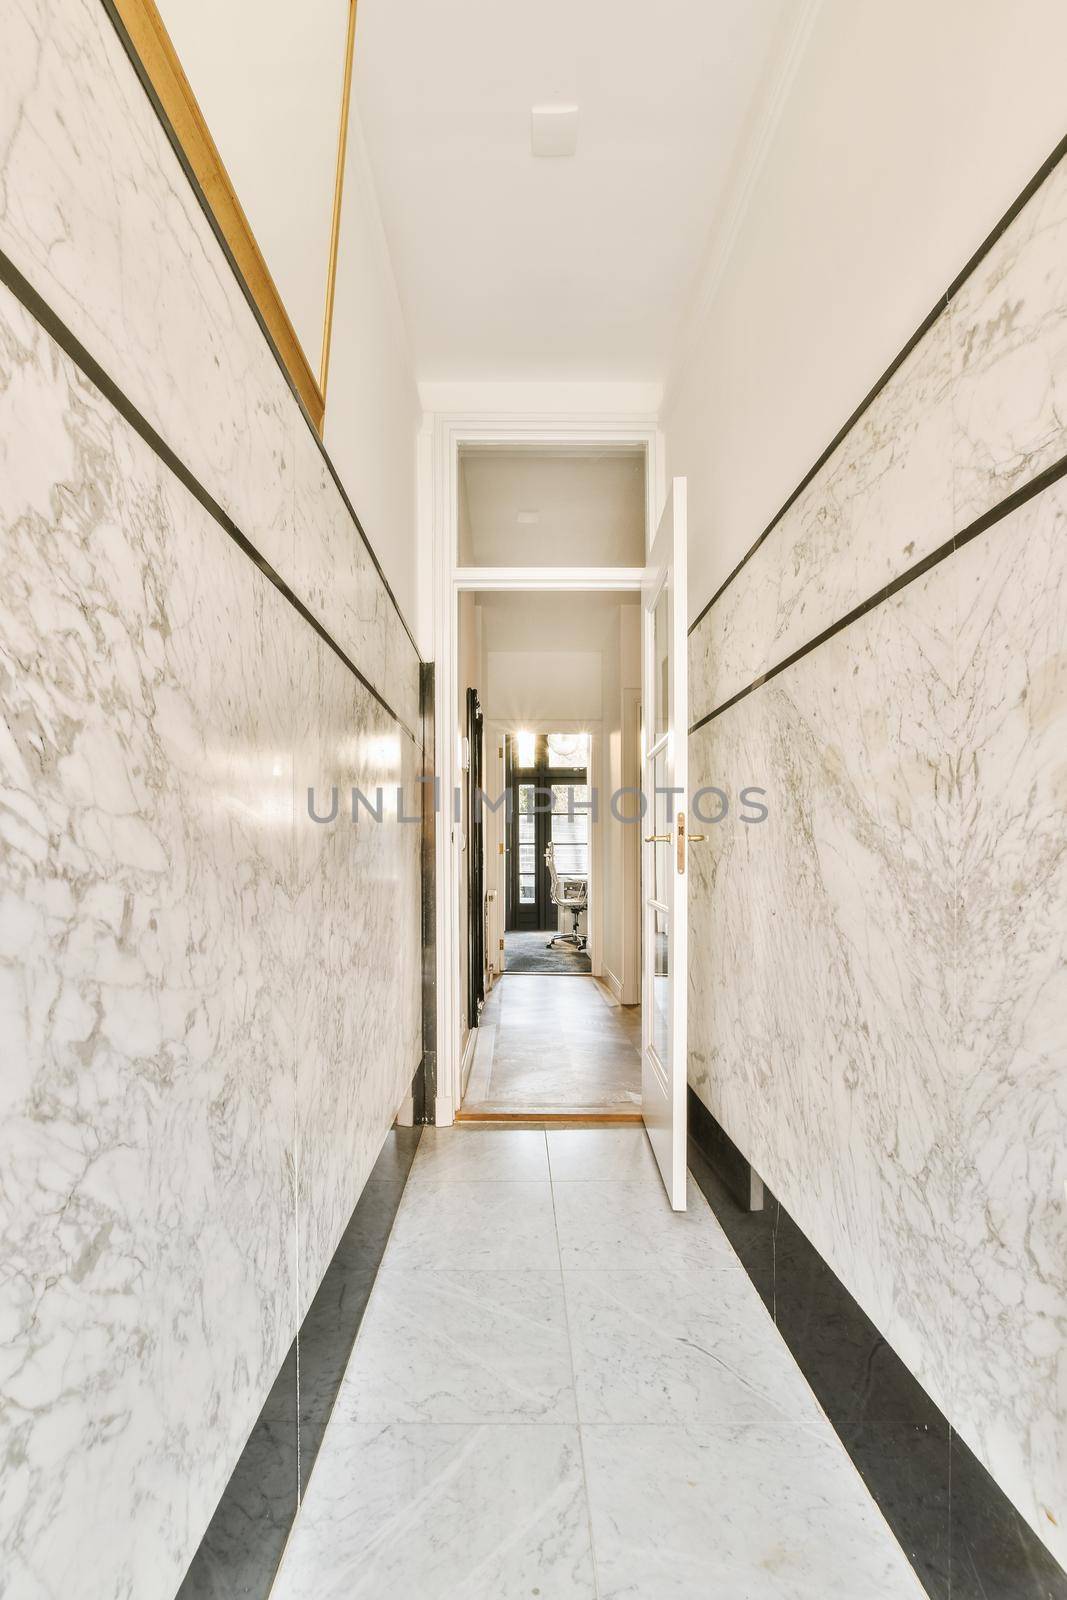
[269,1129,924,1598]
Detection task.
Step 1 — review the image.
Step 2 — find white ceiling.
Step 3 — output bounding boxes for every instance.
[353,0,790,381]
[477,590,639,657]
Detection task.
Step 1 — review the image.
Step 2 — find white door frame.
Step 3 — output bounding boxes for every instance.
[431,413,664,1124]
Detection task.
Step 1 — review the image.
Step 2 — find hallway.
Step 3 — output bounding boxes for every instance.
[270,1128,922,1599]
[462,977,642,1116]
[3,0,1067,1595]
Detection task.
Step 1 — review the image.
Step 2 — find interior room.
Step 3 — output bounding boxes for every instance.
[457,587,643,1117]
[3,0,1066,1597]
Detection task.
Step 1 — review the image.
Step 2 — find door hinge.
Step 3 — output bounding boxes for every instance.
[499,938,504,951]
[498,841,505,855]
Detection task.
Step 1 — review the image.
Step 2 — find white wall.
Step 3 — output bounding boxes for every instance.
[664,0,1067,621]
[485,651,603,725]
[477,591,638,726]
[158,0,346,365]
[323,95,422,638]
[458,448,646,566]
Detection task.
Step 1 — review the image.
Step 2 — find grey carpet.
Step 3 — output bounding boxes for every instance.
[504,930,591,975]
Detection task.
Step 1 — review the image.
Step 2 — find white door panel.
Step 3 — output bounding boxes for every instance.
[641,478,688,1208]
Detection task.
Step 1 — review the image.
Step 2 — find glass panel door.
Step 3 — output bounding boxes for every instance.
[641,479,688,1210]
[506,736,589,932]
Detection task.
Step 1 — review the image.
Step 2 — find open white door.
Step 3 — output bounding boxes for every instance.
[641,477,688,1208]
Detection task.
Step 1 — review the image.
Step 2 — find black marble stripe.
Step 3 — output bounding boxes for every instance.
[689,447,1067,735]
[688,1091,1067,1600]
[687,129,1067,640]
[0,245,418,746]
[175,1124,422,1600]
[98,0,421,664]
[419,663,438,1123]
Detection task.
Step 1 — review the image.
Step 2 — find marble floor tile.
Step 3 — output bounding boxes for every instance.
[338,1269,576,1423]
[553,1177,740,1269]
[564,1265,824,1425]
[581,1422,927,1599]
[547,1127,659,1182]
[386,1181,560,1270]
[407,1127,549,1186]
[270,1422,597,1600]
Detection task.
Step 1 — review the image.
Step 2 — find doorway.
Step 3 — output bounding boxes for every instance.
[456,594,644,1119]
[431,421,680,1143]
[505,729,591,974]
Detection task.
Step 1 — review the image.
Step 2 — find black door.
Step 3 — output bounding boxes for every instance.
[466,688,485,1022]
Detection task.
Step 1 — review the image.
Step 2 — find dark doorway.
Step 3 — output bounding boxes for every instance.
[504,732,590,933]
[465,687,485,1026]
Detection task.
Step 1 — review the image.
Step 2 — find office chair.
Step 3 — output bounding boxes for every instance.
[545,842,588,951]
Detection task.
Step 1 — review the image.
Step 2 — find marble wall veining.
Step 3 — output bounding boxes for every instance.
[691,311,955,714]
[0,0,420,732]
[686,145,1067,1566]
[953,485,1067,1542]
[689,151,1067,727]
[0,0,422,1594]
[0,266,420,1598]
[1,288,294,1599]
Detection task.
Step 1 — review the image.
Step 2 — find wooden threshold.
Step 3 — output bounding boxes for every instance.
[456,1109,644,1125]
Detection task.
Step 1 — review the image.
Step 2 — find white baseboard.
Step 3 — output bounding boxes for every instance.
[460,1027,478,1095]
[602,965,624,1003]
[395,1094,415,1128]
[434,1093,455,1127]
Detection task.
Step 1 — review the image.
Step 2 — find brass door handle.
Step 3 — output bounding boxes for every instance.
[676,813,708,873]
[644,832,671,843]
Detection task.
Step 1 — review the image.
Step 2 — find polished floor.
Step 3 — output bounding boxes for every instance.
[269,1128,925,1600]
[462,974,641,1116]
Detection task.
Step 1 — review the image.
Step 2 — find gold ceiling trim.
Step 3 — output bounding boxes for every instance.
[320,0,358,401]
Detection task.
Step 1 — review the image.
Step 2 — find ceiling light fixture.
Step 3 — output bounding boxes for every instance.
[530,104,578,159]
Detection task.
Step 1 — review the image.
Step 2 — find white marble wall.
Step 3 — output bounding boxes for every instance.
[688,148,1067,1563]
[0,1,422,1595]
